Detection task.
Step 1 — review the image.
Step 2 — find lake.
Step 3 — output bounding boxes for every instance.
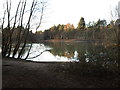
[9,41,118,66]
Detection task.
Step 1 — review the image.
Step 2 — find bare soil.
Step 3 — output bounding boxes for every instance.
[2,57,119,88]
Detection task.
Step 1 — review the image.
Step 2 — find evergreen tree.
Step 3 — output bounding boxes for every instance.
[95,19,107,28]
[77,17,86,30]
[58,25,64,31]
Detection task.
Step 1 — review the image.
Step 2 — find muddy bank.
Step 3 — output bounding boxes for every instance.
[2,57,118,88]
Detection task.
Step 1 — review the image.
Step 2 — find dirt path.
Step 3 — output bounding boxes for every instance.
[2,57,118,88]
[2,57,84,88]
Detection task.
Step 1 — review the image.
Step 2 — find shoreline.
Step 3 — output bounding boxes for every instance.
[45,39,103,43]
[2,57,78,63]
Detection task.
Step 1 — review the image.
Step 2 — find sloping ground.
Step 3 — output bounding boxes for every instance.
[2,57,118,88]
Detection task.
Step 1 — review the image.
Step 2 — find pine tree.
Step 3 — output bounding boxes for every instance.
[77,17,85,30]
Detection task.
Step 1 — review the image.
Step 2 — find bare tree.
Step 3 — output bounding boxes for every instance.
[2,0,47,59]
[110,1,120,68]
[110,1,120,45]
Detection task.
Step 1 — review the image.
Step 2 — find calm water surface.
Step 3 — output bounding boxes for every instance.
[10,41,118,64]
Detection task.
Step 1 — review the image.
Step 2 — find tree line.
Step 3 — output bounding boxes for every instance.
[34,17,119,44]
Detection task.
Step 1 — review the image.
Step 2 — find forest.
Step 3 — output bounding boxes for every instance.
[20,17,120,45]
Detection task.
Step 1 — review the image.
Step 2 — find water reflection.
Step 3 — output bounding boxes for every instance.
[0,44,1,54]
[8,41,118,67]
[73,51,78,60]
[27,44,79,62]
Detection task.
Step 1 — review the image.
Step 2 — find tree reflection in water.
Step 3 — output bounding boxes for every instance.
[9,41,119,71]
[44,41,118,69]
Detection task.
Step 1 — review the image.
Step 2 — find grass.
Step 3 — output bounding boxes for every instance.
[48,61,119,78]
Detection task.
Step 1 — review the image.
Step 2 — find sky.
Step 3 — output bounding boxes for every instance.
[0,0,120,32]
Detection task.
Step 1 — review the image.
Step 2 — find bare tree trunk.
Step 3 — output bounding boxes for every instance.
[18,0,37,59]
[27,50,48,59]
[12,0,27,58]
[2,10,6,56]
[117,24,120,45]
[25,1,45,60]
[24,42,32,60]
[35,2,44,32]
[7,0,21,57]
[4,0,11,57]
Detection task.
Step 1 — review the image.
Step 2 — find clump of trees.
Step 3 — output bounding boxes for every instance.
[42,17,119,43]
[2,0,47,59]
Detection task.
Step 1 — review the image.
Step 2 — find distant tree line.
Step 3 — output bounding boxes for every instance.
[43,17,109,40]
[3,17,119,44]
[33,17,119,44]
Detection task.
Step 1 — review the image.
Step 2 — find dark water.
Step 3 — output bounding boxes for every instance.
[10,41,117,66]
[8,41,118,67]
